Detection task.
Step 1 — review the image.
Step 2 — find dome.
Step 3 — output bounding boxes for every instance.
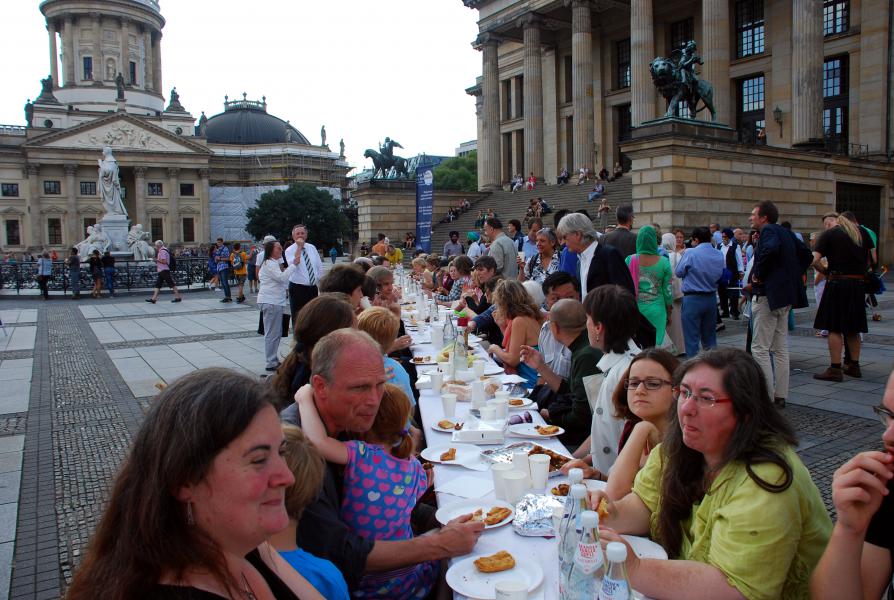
[204,96,309,145]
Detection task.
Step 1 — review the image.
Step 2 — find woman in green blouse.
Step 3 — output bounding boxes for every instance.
[590,348,831,600]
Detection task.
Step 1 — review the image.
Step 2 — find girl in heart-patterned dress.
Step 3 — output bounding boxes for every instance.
[297,383,436,599]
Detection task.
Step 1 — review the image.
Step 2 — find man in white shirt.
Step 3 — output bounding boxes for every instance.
[283,224,323,323]
[483,217,519,279]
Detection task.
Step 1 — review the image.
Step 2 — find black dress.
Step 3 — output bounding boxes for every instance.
[813,226,873,334]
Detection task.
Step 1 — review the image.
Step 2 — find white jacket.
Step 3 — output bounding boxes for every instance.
[257,260,296,306]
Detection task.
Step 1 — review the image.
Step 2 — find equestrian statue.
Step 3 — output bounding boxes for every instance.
[649,41,717,122]
[363,137,411,179]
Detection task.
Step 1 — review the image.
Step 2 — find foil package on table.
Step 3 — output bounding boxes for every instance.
[480,441,537,464]
[512,493,566,537]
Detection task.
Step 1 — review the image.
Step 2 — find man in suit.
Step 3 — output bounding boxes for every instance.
[748,200,813,407]
[602,205,637,258]
[718,227,744,319]
[557,212,656,348]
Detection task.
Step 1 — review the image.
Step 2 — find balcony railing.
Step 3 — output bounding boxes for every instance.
[0,125,27,136]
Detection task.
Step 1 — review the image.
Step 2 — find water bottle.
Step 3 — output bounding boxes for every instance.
[568,511,604,599]
[558,483,588,599]
[600,542,633,600]
[568,467,583,486]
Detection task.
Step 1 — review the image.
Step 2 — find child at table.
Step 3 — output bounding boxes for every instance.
[296,383,436,599]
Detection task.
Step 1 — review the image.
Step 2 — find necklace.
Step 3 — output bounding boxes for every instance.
[240,572,257,600]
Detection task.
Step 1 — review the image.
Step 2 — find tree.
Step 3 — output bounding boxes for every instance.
[433,151,477,192]
[244,183,350,248]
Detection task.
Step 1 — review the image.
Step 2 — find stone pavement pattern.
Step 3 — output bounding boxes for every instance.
[0,290,890,600]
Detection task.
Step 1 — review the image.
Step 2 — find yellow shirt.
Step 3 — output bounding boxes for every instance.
[385,247,403,264]
[632,444,831,600]
[230,251,248,276]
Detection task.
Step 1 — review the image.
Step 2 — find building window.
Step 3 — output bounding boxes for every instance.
[148,183,164,196]
[179,183,195,197]
[824,56,849,152]
[1,183,19,197]
[83,56,93,80]
[737,75,766,144]
[563,55,573,103]
[182,218,195,243]
[83,217,97,236]
[616,104,633,142]
[617,39,631,89]
[735,0,765,58]
[670,18,694,53]
[44,180,61,195]
[47,218,62,245]
[824,0,849,36]
[80,181,97,195]
[129,61,137,85]
[5,220,21,246]
[150,217,164,241]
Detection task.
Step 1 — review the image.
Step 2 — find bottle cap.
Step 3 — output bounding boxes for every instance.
[568,468,583,484]
[606,541,627,562]
[581,510,598,529]
[570,483,587,499]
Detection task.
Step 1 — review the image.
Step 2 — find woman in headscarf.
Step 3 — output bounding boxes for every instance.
[626,225,673,348]
[661,232,685,355]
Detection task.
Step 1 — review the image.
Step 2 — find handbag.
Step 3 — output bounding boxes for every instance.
[257,310,291,337]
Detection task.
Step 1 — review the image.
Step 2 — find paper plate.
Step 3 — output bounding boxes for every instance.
[507,423,565,438]
[622,535,668,560]
[446,555,543,600]
[410,355,437,366]
[419,444,480,465]
[430,419,466,433]
[435,499,514,529]
[482,363,504,375]
[506,397,533,410]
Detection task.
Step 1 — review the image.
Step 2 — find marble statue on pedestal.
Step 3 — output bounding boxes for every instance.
[98,147,127,218]
[76,224,111,262]
[127,224,156,261]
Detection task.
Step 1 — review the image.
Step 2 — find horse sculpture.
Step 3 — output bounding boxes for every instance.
[364,146,411,179]
[650,55,717,122]
[364,149,388,178]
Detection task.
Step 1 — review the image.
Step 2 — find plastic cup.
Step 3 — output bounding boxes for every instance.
[495,580,529,600]
[473,359,486,378]
[511,451,531,487]
[441,393,457,418]
[470,380,486,408]
[479,405,496,420]
[494,390,510,401]
[489,398,508,420]
[430,371,443,394]
[528,454,551,490]
[430,327,443,349]
[491,463,514,501]
[502,470,528,503]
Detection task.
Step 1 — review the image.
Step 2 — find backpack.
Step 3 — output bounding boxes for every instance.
[231,251,244,269]
[165,248,176,271]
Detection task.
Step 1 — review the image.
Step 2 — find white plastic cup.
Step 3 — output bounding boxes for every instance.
[495,580,529,600]
[491,463,514,501]
[528,454,551,490]
[473,359,486,378]
[430,371,443,394]
[511,451,531,487]
[502,470,528,503]
[441,393,457,418]
[470,380,486,407]
[494,390,510,401]
[430,326,443,349]
[479,405,496,420]
[489,398,509,420]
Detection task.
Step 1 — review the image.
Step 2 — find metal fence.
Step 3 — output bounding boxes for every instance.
[0,257,212,294]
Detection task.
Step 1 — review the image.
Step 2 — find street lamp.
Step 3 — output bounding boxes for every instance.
[773,106,783,137]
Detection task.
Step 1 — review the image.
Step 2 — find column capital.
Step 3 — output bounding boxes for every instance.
[24,164,40,176]
[516,12,544,30]
[472,32,501,50]
[564,0,593,10]
[64,164,79,175]
[134,166,147,177]
[198,168,210,179]
[167,167,181,178]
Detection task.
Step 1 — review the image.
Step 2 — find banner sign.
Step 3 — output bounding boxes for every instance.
[415,165,434,253]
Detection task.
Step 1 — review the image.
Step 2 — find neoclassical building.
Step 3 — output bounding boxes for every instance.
[464,0,893,261]
[0,0,348,252]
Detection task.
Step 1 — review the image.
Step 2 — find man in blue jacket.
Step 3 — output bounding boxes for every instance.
[748,200,813,407]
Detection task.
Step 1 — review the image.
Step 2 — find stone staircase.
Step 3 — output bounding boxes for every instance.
[428,176,632,257]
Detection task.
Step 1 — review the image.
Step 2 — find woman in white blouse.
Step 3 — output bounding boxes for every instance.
[258,239,301,371]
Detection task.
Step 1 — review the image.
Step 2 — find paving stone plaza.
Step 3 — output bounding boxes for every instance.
[0,285,889,599]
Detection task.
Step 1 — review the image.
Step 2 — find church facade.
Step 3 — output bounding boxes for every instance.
[0,0,348,253]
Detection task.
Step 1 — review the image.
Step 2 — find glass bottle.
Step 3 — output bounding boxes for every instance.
[600,542,633,600]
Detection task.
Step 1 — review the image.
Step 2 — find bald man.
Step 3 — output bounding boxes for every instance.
[522,298,602,450]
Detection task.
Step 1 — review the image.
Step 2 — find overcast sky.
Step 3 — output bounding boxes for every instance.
[1,0,482,173]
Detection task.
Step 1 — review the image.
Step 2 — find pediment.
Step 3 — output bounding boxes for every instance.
[146,205,168,214]
[40,206,67,215]
[25,113,211,155]
[0,207,26,216]
[79,205,103,215]
[178,206,200,214]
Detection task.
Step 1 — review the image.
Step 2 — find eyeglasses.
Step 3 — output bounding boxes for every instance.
[673,386,733,408]
[624,378,673,391]
[872,405,894,428]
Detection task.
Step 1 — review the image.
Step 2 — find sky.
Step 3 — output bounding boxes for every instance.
[1,0,482,173]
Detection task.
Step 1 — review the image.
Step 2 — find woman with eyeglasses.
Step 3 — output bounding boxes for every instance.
[588,347,831,600]
[603,349,680,500]
[810,370,894,600]
[517,227,561,284]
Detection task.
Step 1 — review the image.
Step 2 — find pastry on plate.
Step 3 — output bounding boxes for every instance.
[437,419,455,429]
[508,398,526,406]
[439,448,457,461]
[470,508,485,522]
[474,550,516,573]
[484,506,512,526]
[551,483,570,497]
[535,424,560,435]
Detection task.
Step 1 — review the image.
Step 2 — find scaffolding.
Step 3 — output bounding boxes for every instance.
[208,145,350,191]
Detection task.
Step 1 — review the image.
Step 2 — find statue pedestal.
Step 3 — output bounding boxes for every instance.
[100,214,132,258]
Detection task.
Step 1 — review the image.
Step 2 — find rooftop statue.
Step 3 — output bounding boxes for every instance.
[115,73,126,101]
[320,125,327,147]
[650,41,717,121]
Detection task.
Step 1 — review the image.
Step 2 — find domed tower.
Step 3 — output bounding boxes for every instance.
[39,0,166,114]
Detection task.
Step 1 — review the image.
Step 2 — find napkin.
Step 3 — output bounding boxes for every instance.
[435,475,494,499]
[499,374,527,384]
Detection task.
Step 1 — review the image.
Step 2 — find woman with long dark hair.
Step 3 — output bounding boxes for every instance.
[66,368,324,600]
[588,348,831,600]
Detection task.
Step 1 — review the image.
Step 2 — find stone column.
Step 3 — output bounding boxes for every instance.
[48,22,59,86]
[134,167,147,229]
[199,168,211,243]
[702,0,731,123]
[64,164,79,246]
[521,14,544,180]
[152,32,162,92]
[25,164,42,248]
[791,0,824,145]
[91,12,101,81]
[143,28,153,92]
[167,168,180,244]
[478,34,502,190]
[631,0,655,125]
[63,16,75,86]
[570,0,595,172]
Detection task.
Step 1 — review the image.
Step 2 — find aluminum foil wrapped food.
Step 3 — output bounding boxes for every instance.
[512,493,566,537]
